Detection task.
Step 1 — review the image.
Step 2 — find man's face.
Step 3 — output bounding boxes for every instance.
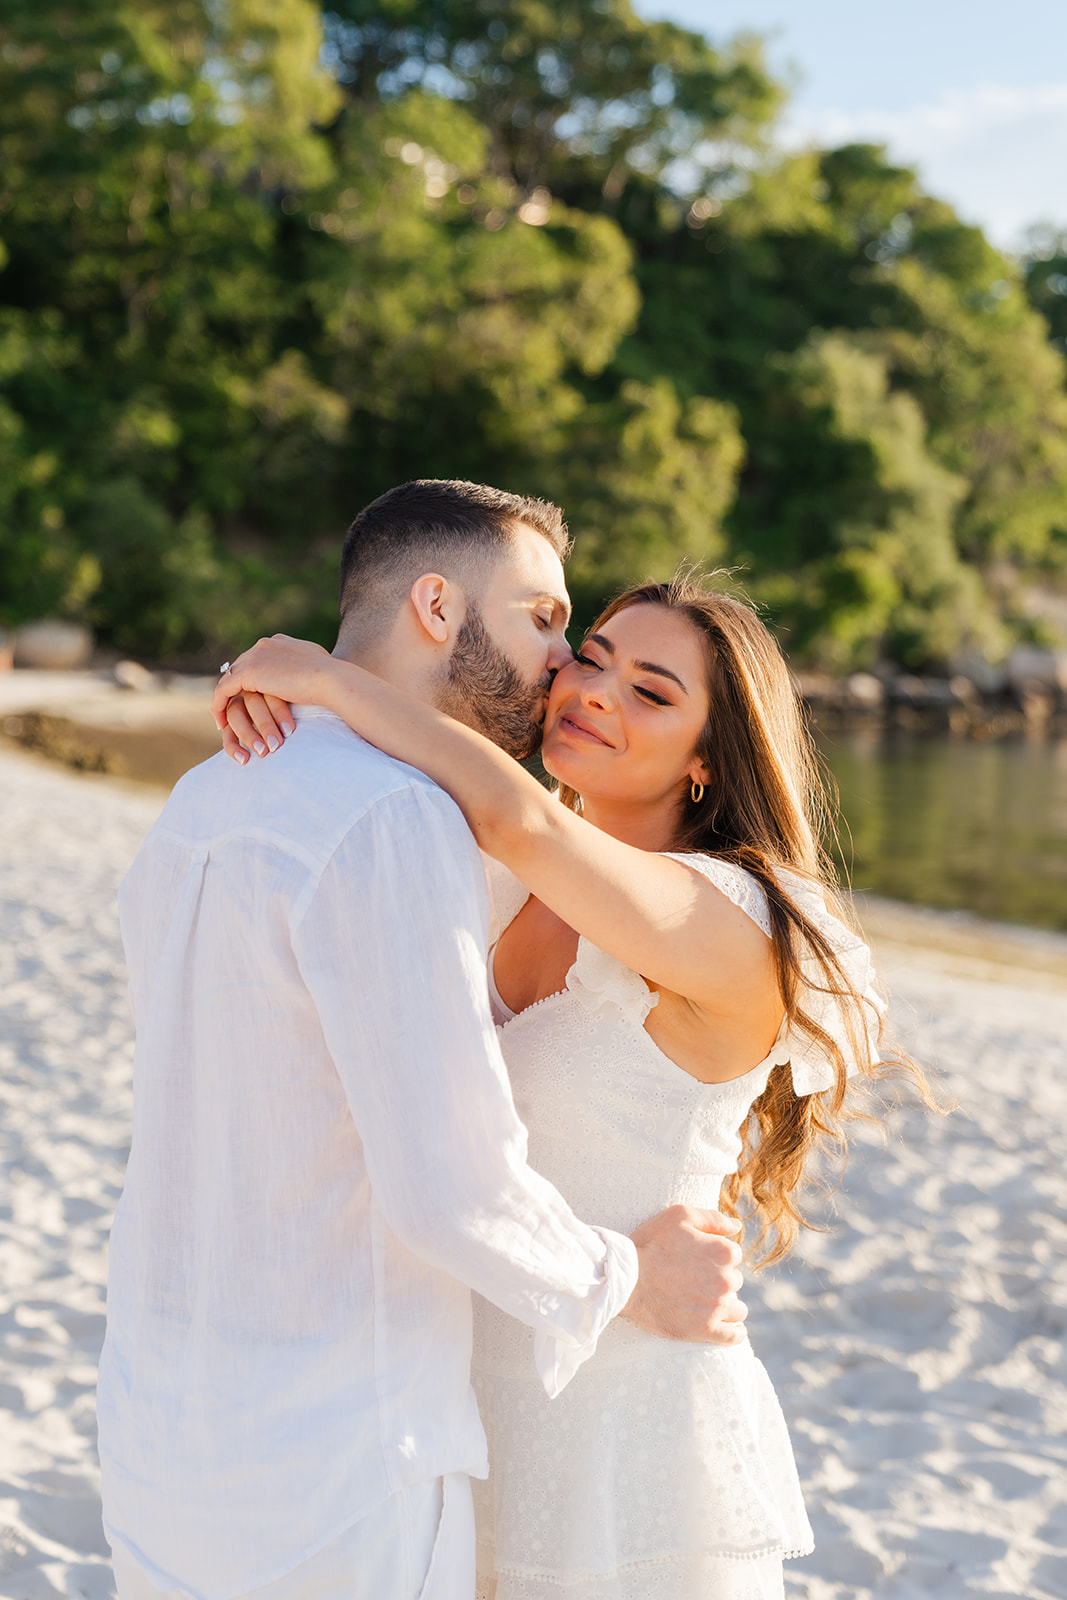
[439,522,572,759]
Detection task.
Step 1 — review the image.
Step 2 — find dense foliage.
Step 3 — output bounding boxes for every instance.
[1,0,1065,666]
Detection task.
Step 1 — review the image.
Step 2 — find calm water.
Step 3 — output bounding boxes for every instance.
[818,732,1067,932]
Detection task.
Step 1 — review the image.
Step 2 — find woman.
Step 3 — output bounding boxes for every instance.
[213,577,928,1600]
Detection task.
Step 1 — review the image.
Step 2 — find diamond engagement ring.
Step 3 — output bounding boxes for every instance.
[219,662,231,676]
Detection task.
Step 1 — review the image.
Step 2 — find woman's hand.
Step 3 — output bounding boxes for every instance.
[212,635,336,763]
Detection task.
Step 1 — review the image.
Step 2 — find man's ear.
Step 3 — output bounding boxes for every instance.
[408,573,464,645]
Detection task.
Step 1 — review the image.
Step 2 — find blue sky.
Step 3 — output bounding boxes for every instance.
[635,1,1067,251]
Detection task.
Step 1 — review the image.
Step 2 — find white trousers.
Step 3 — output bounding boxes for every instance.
[112,1473,476,1600]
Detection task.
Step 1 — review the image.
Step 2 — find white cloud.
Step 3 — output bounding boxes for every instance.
[782,81,1067,249]
[790,81,1067,145]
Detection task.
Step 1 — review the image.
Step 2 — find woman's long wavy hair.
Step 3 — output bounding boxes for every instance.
[558,576,937,1266]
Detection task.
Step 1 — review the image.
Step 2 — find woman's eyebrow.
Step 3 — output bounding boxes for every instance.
[587,634,687,693]
[634,659,687,692]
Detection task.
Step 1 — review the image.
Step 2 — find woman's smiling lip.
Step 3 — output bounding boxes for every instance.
[558,712,614,747]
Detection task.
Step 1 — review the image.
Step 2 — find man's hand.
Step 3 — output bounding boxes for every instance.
[621,1205,747,1345]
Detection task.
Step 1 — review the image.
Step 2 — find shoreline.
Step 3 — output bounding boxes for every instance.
[0,668,221,789]
[856,894,1067,993]
[3,671,1067,960]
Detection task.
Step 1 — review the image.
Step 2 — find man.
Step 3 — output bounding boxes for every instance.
[98,480,746,1600]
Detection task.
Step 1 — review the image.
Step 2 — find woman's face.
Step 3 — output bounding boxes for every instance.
[541,604,712,806]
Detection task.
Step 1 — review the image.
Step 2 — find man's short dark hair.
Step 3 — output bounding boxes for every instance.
[338,479,569,628]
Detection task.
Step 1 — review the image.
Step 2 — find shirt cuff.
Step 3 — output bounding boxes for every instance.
[532,1227,639,1399]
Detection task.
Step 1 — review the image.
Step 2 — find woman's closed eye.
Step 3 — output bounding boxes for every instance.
[577,652,670,706]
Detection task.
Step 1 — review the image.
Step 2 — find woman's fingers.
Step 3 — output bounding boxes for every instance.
[223,697,261,760]
[215,685,294,767]
[210,635,330,727]
[221,724,249,764]
[212,668,239,729]
[244,691,286,753]
[264,693,295,737]
[212,634,329,766]
[211,655,261,728]
[224,692,285,758]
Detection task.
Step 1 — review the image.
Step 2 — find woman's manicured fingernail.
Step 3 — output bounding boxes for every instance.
[253,740,266,756]
[233,749,248,765]
[281,722,294,737]
[266,735,279,753]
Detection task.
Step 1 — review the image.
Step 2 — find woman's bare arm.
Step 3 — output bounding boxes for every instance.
[213,638,779,1024]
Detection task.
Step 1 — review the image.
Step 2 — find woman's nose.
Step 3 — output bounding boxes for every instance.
[580,673,615,710]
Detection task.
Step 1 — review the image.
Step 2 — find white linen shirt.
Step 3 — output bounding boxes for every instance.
[97,708,638,1600]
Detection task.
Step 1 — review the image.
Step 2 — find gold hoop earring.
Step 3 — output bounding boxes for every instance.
[690,780,705,804]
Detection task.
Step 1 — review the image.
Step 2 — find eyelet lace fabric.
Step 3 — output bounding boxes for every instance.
[466,853,883,1599]
[661,851,775,938]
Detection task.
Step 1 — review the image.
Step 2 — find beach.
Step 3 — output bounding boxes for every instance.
[1,743,1065,1600]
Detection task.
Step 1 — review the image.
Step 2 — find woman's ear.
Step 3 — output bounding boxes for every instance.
[409,573,463,645]
[686,756,712,789]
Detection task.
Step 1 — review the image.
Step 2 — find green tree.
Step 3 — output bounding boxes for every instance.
[319,0,779,195]
[2,2,1065,669]
[0,3,651,657]
[550,379,744,623]
[614,141,1067,665]
[0,0,340,649]
[759,331,1004,668]
[1023,225,1067,354]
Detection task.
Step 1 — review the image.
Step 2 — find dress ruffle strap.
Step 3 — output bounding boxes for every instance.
[662,851,774,937]
[483,855,532,944]
[649,853,886,1096]
[566,940,659,1028]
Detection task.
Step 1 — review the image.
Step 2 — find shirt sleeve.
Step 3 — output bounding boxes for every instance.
[290,779,638,1396]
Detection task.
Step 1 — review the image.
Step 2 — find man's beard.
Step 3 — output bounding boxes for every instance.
[438,603,551,760]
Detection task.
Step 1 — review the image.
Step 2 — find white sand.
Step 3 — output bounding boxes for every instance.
[0,751,164,1600]
[1,746,1065,1600]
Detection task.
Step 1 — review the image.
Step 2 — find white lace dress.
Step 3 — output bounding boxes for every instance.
[473,853,883,1600]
